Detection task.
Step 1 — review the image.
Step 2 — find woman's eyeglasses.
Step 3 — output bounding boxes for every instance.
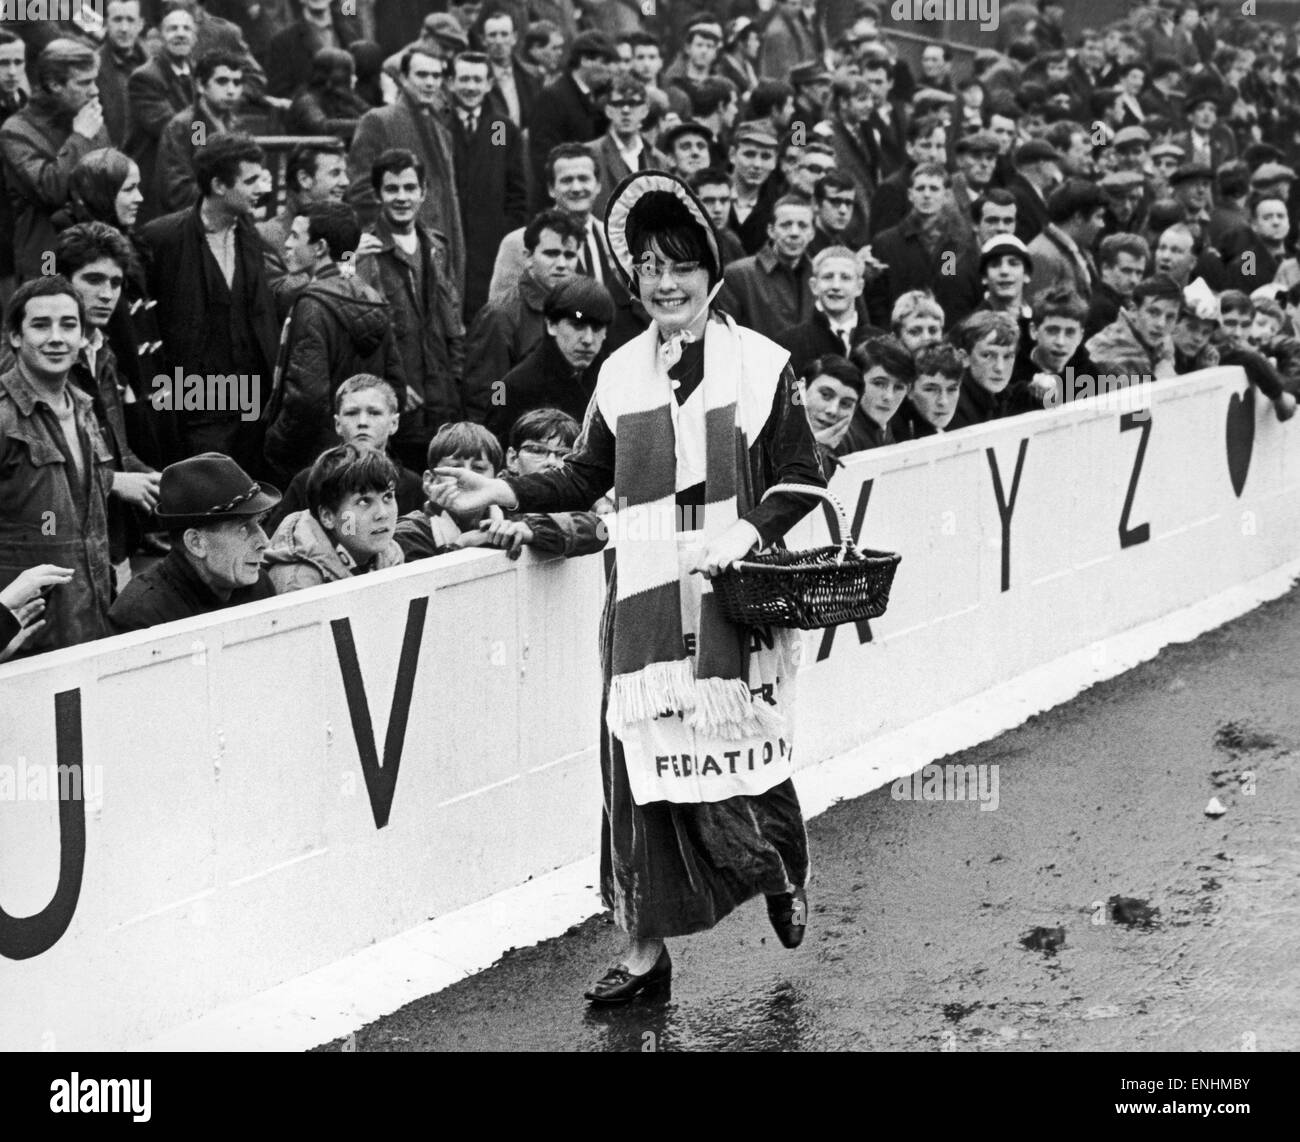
[638,258,703,280]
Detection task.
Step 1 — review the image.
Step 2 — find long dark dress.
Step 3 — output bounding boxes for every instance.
[504,326,828,938]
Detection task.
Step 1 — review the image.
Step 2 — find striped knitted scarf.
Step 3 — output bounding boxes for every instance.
[600,312,789,742]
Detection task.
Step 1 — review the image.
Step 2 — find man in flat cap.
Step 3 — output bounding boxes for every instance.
[1005,141,1066,246]
[1098,169,1149,241]
[1150,141,1186,196]
[109,453,280,633]
[1169,162,1215,237]
[725,120,783,256]
[789,59,833,133]
[486,277,613,446]
[1171,77,1237,171]
[1112,126,1153,175]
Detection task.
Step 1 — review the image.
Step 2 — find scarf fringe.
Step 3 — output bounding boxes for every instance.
[607,659,699,736]
[608,663,788,741]
[688,676,787,739]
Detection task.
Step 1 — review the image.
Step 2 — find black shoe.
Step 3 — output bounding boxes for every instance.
[584,946,672,1003]
[766,888,808,949]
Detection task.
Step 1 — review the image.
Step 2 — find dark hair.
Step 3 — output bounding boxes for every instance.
[749,79,794,119]
[4,276,86,342]
[690,165,731,192]
[308,46,355,90]
[1147,198,1188,232]
[286,138,346,196]
[544,142,596,187]
[1047,179,1106,225]
[815,170,857,202]
[1248,190,1288,216]
[801,354,864,397]
[1219,289,1253,317]
[399,46,442,77]
[370,147,425,194]
[307,443,399,520]
[301,201,360,263]
[689,77,737,119]
[509,407,580,451]
[1030,285,1088,325]
[193,134,264,200]
[451,51,491,79]
[906,112,945,145]
[523,21,560,54]
[851,335,916,384]
[194,49,244,86]
[1097,232,1150,268]
[54,221,135,279]
[626,204,716,288]
[426,421,503,472]
[1132,274,1184,306]
[972,187,1017,221]
[69,147,137,227]
[524,209,583,252]
[625,31,660,52]
[913,341,965,382]
[1216,160,1251,199]
[859,48,893,80]
[605,73,647,103]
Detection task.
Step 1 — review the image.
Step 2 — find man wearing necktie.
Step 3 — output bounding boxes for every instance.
[446,50,527,319]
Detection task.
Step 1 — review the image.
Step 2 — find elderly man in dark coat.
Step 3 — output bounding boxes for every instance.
[109,453,280,633]
[347,46,466,297]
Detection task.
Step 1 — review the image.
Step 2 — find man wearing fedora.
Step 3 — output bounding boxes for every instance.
[108,453,280,633]
[1171,78,1238,173]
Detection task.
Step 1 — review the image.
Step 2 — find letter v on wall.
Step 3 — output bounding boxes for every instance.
[331,598,429,829]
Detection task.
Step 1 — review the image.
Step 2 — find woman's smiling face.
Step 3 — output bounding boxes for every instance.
[637,238,712,334]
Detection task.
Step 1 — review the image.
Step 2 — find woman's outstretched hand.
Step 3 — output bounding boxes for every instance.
[691,520,761,578]
[430,468,517,516]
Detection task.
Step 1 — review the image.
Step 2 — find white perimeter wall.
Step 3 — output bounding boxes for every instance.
[1,367,1296,1049]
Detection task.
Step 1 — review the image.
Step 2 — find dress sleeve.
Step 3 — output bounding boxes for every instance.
[744,363,827,547]
[503,392,616,513]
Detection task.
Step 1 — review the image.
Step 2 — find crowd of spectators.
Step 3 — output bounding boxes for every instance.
[4,0,1300,660]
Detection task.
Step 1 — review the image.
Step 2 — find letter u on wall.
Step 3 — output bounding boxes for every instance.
[0,690,87,960]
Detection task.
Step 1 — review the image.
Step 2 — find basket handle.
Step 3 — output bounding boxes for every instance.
[759,482,854,563]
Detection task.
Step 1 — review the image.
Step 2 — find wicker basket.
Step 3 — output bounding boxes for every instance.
[712,484,901,631]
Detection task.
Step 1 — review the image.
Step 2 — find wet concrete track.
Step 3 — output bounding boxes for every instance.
[320,585,1300,1052]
